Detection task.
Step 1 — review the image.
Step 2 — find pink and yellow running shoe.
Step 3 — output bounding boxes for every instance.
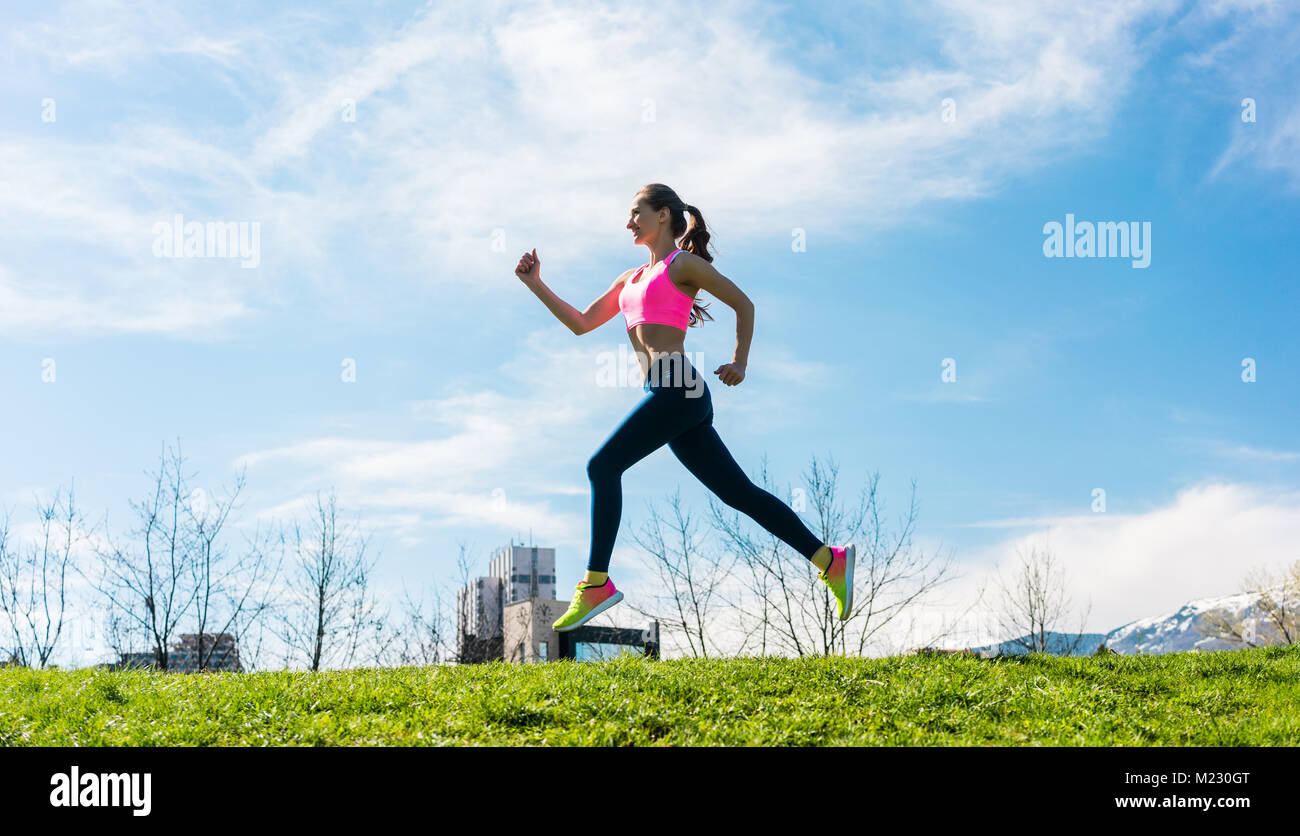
[553,577,624,632]
[816,544,856,620]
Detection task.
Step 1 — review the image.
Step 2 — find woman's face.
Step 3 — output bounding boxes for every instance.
[626,197,666,245]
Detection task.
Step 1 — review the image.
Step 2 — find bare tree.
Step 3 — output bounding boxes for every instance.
[182,470,285,671]
[451,540,503,664]
[233,605,279,672]
[396,579,454,665]
[93,442,198,670]
[624,487,733,658]
[711,455,954,658]
[90,440,284,671]
[350,574,400,669]
[991,540,1092,655]
[278,490,385,671]
[834,470,958,657]
[1200,559,1300,648]
[708,458,818,658]
[0,483,86,668]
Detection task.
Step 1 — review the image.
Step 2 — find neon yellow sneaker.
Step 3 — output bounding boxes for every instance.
[553,577,624,632]
[816,544,855,620]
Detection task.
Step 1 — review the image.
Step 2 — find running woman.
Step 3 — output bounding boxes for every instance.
[515,183,854,635]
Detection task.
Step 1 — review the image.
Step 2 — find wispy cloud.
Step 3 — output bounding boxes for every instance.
[894,390,991,404]
[1166,435,1300,464]
[1167,406,1225,425]
[1182,0,1300,187]
[3,0,1203,340]
[1219,444,1300,463]
[9,0,262,71]
[955,513,1100,529]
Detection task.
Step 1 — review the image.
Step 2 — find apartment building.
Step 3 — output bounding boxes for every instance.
[489,544,558,606]
[458,542,658,663]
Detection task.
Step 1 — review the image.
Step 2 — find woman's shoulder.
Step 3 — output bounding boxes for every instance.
[667,248,708,269]
[664,248,707,284]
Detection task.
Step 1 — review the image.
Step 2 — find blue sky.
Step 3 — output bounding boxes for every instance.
[2,0,1298,664]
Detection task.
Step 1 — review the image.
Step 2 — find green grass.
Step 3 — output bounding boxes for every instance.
[2,645,1297,746]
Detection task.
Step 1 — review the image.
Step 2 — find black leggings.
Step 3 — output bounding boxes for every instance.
[585,353,825,573]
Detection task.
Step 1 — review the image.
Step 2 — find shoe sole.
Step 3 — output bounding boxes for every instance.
[841,544,856,620]
[554,591,624,633]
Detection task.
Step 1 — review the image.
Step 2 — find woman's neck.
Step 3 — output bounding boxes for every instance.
[645,241,678,268]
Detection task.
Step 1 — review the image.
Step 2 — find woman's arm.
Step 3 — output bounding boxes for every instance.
[673,255,755,383]
[515,249,630,335]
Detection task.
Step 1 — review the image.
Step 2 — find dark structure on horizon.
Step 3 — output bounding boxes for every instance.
[112,633,243,672]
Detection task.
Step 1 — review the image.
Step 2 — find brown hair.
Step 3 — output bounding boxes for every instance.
[637,183,715,327]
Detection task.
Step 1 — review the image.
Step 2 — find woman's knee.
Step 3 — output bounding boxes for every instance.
[587,450,621,483]
[710,479,755,510]
[727,481,778,515]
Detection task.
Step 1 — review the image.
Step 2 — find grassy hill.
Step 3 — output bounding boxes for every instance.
[2,645,1297,746]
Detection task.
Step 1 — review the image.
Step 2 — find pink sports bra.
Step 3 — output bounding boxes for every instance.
[619,248,696,331]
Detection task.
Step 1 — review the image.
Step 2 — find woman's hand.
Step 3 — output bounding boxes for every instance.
[714,362,746,386]
[514,248,540,285]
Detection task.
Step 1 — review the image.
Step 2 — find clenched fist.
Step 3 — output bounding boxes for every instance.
[515,248,540,284]
[714,362,746,386]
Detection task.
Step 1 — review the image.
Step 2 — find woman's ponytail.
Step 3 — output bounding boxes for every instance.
[637,184,715,328]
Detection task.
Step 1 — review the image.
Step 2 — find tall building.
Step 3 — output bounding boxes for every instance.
[458,542,658,663]
[458,543,550,661]
[489,544,558,606]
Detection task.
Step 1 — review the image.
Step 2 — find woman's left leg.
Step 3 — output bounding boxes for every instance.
[585,378,710,575]
[668,415,826,561]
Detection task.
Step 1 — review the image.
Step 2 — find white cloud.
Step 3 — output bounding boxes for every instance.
[919,481,1300,648]
[2,0,1218,339]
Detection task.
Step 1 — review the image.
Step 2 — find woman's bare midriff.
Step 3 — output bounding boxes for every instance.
[628,323,688,384]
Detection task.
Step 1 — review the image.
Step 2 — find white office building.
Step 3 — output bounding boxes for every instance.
[458,542,656,663]
[488,543,558,606]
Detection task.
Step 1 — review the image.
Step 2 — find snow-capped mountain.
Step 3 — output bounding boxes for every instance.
[1104,591,1264,654]
[960,590,1290,656]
